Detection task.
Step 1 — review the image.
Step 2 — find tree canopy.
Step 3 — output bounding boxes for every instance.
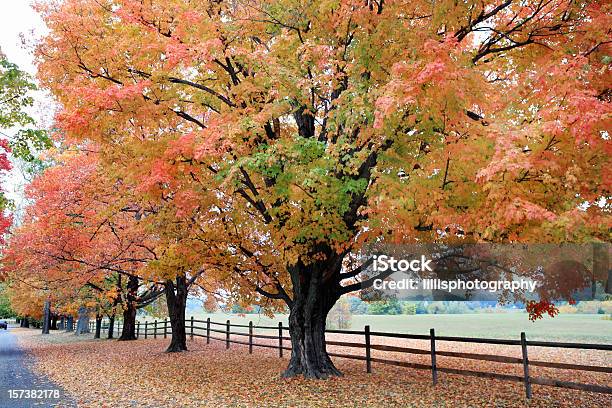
[2,0,609,378]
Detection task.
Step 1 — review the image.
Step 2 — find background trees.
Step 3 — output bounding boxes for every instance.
[0,283,14,318]
[2,150,160,338]
[1,0,606,379]
[0,51,53,325]
[2,146,224,350]
[0,53,51,168]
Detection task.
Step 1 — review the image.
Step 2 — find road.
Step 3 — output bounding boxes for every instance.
[0,325,76,407]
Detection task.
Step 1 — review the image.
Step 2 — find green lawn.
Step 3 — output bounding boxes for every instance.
[185,312,611,343]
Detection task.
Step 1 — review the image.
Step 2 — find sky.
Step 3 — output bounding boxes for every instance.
[0,1,52,215]
[0,1,46,74]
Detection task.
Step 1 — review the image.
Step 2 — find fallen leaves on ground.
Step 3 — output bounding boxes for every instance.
[14,328,611,408]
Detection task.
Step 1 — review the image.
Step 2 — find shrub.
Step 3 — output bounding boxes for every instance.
[558,304,577,314]
[368,298,402,315]
[327,297,352,329]
[401,302,416,315]
[347,296,368,314]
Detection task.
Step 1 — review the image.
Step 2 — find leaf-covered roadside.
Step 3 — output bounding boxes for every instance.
[14,329,611,408]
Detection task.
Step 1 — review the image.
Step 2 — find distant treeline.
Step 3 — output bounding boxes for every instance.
[225,297,612,316]
[346,297,612,316]
[348,298,510,315]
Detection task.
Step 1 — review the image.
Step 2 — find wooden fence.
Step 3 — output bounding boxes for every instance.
[91,317,612,399]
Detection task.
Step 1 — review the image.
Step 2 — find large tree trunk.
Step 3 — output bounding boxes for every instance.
[118,304,137,340]
[42,301,51,335]
[164,275,188,352]
[282,260,342,379]
[51,314,58,330]
[75,307,90,335]
[107,314,115,339]
[119,275,138,340]
[58,316,65,330]
[65,315,74,332]
[94,315,102,339]
[21,317,29,328]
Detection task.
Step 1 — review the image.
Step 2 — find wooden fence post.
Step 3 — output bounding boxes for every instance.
[164,318,168,338]
[365,325,372,373]
[144,321,148,339]
[190,316,194,340]
[136,321,140,339]
[226,320,231,349]
[521,332,532,399]
[154,320,157,339]
[206,317,210,344]
[430,328,437,385]
[278,322,283,358]
[249,321,253,354]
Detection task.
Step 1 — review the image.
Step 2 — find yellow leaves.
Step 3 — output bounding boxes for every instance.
[105,288,119,303]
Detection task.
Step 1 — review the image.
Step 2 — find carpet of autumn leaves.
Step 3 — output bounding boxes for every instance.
[14,328,611,408]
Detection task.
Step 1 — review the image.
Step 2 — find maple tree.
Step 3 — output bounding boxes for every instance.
[3,145,224,350]
[33,0,610,378]
[2,150,160,337]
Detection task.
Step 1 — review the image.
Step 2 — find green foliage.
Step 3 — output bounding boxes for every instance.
[363,301,507,315]
[401,302,416,315]
[142,297,168,319]
[10,128,52,164]
[0,57,36,128]
[367,297,402,315]
[0,56,52,172]
[347,296,368,314]
[230,304,263,314]
[0,284,15,318]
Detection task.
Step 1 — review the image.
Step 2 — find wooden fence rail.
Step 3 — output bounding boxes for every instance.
[89,318,612,398]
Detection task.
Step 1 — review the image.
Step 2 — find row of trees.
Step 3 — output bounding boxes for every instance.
[348,297,612,315]
[350,297,518,315]
[1,0,610,379]
[0,49,53,324]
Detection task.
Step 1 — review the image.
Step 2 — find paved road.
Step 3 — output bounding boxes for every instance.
[0,325,76,407]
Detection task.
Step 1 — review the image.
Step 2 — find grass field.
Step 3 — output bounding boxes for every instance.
[183,312,611,343]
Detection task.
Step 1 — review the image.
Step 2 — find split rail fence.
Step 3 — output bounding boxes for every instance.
[90,317,612,399]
